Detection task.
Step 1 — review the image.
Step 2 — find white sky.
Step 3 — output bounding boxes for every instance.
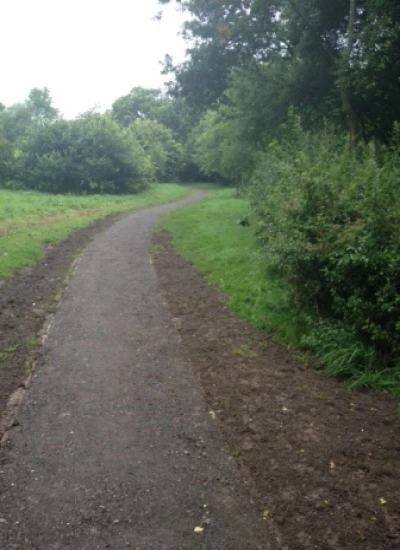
[1,0,187,118]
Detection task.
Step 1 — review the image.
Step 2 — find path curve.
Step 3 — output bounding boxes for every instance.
[0,192,272,549]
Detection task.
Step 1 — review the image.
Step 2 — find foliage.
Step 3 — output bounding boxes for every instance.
[160,0,400,144]
[191,62,295,188]
[192,110,257,191]
[0,126,13,185]
[162,44,240,110]
[112,87,202,181]
[161,187,400,393]
[112,87,165,126]
[129,119,184,182]
[158,0,400,387]
[1,87,198,194]
[16,113,151,194]
[111,86,200,142]
[250,117,400,362]
[0,87,59,145]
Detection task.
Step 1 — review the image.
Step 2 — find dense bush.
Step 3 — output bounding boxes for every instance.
[0,127,13,185]
[250,117,400,363]
[18,114,152,194]
[129,119,184,182]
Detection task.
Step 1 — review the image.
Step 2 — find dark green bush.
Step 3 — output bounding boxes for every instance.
[18,114,152,194]
[250,116,400,363]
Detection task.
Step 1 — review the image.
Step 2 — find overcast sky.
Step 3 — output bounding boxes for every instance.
[1,0,187,118]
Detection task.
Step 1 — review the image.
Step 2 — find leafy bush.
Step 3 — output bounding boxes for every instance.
[250,116,400,364]
[128,119,184,182]
[17,114,152,194]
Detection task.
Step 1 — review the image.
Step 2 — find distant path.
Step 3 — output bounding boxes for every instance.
[0,192,271,549]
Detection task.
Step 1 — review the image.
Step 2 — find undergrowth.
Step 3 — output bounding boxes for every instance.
[161,188,400,395]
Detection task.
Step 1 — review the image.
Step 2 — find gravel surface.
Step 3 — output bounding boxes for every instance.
[0,192,273,549]
[152,232,400,550]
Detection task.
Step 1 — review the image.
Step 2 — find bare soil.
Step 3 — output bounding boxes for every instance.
[151,230,400,550]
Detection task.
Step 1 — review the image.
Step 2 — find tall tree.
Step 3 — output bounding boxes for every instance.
[0,87,59,145]
[27,87,59,127]
[159,0,400,143]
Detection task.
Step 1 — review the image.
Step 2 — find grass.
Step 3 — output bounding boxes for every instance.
[303,324,400,395]
[161,188,303,346]
[160,188,400,395]
[0,184,188,279]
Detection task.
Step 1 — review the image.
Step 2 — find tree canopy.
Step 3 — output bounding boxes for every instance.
[0,87,192,193]
[160,0,400,144]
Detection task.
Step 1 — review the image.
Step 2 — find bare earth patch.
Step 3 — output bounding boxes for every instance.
[152,230,400,550]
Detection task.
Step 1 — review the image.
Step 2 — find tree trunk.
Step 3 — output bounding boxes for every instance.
[287,0,359,148]
[338,79,359,150]
[339,0,359,149]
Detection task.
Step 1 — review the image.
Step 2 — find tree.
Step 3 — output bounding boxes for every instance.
[112,87,163,125]
[0,87,59,145]
[159,0,400,144]
[193,107,258,193]
[0,126,13,186]
[112,86,199,139]
[129,119,184,182]
[27,87,59,127]
[0,103,34,145]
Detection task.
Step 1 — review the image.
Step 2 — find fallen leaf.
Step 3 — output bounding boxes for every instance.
[299,449,305,454]
[209,410,216,420]
[194,526,204,533]
[262,510,269,521]
[329,461,336,470]
[281,406,288,412]
[379,498,387,505]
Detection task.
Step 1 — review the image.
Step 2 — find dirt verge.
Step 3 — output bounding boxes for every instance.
[152,230,400,550]
[0,212,126,416]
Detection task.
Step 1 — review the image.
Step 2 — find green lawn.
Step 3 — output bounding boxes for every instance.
[161,188,302,345]
[0,184,188,279]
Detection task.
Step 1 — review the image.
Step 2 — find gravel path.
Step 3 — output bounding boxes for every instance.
[0,192,271,549]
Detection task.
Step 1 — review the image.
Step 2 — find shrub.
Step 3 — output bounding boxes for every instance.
[250,116,400,363]
[18,114,152,194]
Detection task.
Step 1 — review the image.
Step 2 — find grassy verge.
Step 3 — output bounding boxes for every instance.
[0,184,188,279]
[161,188,303,344]
[160,188,400,395]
